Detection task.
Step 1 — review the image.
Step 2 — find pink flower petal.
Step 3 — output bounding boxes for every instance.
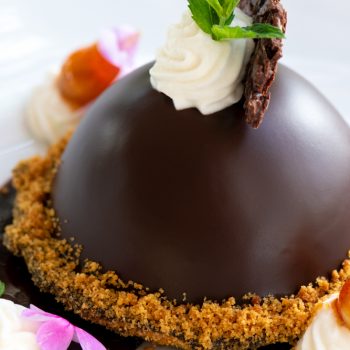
[22,305,60,322]
[117,26,139,56]
[97,26,139,77]
[37,318,74,350]
[22,304,106,350]
[73,327,106,350]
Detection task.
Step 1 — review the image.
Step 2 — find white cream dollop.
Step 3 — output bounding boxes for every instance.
[26,72,83,145]
[0,299,40,350]
[296,295,350,350]
[150,8,255,115]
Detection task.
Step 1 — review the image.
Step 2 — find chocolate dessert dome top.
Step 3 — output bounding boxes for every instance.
[53,61,350,303]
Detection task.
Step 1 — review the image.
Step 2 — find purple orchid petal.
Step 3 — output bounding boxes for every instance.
[37,318,74,350]
[97,26,139,77]
[73,327,106,350]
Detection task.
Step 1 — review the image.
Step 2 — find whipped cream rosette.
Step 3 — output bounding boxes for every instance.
[150,8,255,115]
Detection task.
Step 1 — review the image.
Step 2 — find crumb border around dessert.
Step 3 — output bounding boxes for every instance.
[3,135,350,350]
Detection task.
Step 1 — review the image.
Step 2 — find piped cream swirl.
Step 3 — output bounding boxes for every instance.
[0,299,40,350]
[26,72,83,145]
[296,295,350,350]
[150,8,255,115]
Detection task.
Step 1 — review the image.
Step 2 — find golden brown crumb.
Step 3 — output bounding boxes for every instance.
[4,134,350,349]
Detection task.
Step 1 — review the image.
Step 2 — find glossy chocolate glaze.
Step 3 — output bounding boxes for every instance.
[53,63,350,304]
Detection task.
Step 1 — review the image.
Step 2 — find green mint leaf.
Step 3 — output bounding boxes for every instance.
[0,281,5,297]
[205,0,224,17]
[209,6,220,27]
[225,12,235,26]
[188,0,285,41]
[245,23,286,38]
[221,0,240,20]
[188,0,219,34]
[212,23,285,40]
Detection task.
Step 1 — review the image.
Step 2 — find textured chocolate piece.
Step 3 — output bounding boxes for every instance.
[53,63,350,305]
[239,0,287,128]
[238,0,256,16]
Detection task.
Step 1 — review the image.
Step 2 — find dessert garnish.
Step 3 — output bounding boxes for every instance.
[150,0,286,127]
[188,0,285,40]
[150,8,255,115]
[26,74,83,145]
[337,279,350,327]
[0,298,40,350]
[56,44,120,109]
[26,27,139,145]
[22,305,106,350]
[0,294,106,350]
[58,27,139,108]
[239,0,287,127]
[98,26,140,78]
[295,280,350,349]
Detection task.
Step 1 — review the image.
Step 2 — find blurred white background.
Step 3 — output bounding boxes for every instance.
[0,0,349,185]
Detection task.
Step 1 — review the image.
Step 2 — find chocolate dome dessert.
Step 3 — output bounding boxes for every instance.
[53,63,350,304]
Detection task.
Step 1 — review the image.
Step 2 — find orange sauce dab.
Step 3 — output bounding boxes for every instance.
[336,279,350,328]
[57,44,120,108]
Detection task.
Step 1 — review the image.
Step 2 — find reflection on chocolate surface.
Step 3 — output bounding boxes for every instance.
[53,63,350,304]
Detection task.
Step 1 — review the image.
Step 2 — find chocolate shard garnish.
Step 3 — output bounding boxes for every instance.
[239,0,287,128]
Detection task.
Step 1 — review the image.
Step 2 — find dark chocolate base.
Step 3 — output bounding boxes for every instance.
[0,182,290,350]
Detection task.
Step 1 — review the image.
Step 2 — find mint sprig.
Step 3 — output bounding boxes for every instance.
[188,0,219,34]
[188,0,285,40]
[212,23,286,40]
